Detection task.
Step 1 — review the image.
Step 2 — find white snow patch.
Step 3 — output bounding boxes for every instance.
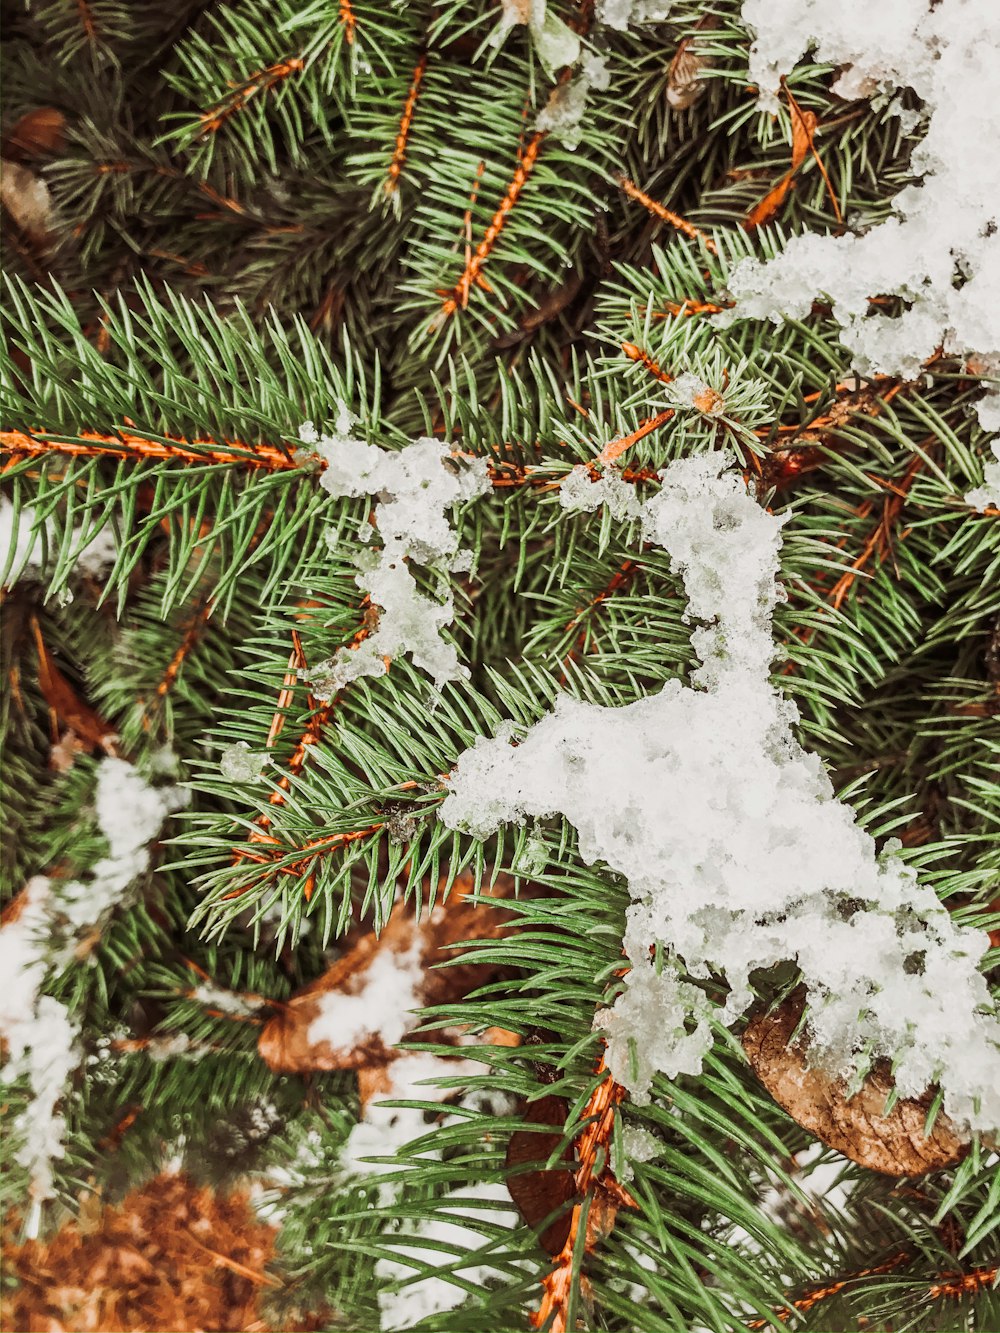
[190,982,267,1017]
[220,741,268,783]
[617,1124,662,1183]
[965,440,1000,512]
[376,1180,518,1330]
[723,0,1000,417]
[341,1052,481,1202]
[441,450,1000,1134]
[301,406,490,692]
[0,760,186,1224]
[307,939,424,1057]
[536,53,611,149]
[597,0,676,30]
[0,499,118,585]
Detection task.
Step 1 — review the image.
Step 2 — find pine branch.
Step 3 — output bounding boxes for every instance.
[532,1055,632,1333]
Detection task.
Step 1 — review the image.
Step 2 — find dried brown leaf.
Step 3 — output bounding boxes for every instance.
[743,993,968,1176]
[744,98,817,231]
[30,615,120,756]
[3,107,66,160]
[1,157,54,246]
[258,873,519,1073]
[505,1095,576,1254]
[667,33,714,110]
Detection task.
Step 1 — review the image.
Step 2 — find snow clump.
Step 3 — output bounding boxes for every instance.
[300,405,490,693]
[723,0,1000,432]
[441,451,1000,1134]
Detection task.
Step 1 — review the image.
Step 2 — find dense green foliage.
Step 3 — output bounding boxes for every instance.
[1,1,998,1329]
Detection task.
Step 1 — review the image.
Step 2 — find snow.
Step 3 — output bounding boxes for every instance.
[0,760,186,1225]
[341,1051,481,1201]
[58,757,188,929]
[300,407,490,692]
[536,53,611,150]
[597,0,675,30]
[494,1,580,77]
[441,450,1000,1135]
[220,740,268,783]
[617,1124,661,1183]
[190,982,267,1017]
[965,440,1000,511]
[722,0,1000,427]
[376,1180,518,1330]
[667,373,726,416]
[0,498,118,585]
[73,525,118,577]
[307,938,425,1058]
[559,463,643,521]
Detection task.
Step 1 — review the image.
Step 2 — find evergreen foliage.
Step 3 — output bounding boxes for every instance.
[1,1,998,1330]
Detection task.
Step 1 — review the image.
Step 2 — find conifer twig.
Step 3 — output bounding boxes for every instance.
[746,1250,910,1328]
[147,600,215,710]
[617,175,717,252]
[199,57,305,136]
[532,1054,632,1332]
[0,429,299,472]
[75,0,97,43]
[339,0,356,44]
[591,410,675,471]
[385,54,427,196]
[620,341,672,383]
[437,131,546,321]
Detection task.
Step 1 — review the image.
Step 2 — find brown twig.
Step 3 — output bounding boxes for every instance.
[199,57,305,136]
[532,1055,632,1332]
[617,175,717,252]
[385,54,427,196]
[142,600,215,717]
[339,0,356,43]
[437,132,546,322]
[1,428,298,472]
[592,410,675,471]
[746,1251,910,1328]
[75,0,97,42]
[620,341,672,384]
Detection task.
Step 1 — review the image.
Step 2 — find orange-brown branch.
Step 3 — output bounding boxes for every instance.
[153,601,214,702]
[224,822,385,904]
[565,560,637,636]
[199,57,305,135]
[654,299,729,319]
[592,410,674,470]
[532,1056,632,1332]
[385,54,427,195]
[1,428,298,472]
[339,0,356,43]
[620,341,672,384]
[823,452,924,613]
[618,175,717,252]
[783,451,926,671]
[76,0,97,42]
[928,1264,998,1300]
[438,132,545,320]
[747,1251,910,1329]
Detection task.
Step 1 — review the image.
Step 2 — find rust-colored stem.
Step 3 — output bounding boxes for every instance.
[532,1055,629,1332]
[199,57,305,135]
[1,428,297,472]
[438,132,545,321]
[618,175,717,252]
[385,54,427,195]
